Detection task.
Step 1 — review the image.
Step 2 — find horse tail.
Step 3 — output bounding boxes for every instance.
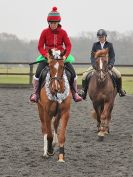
[90,110,97,120]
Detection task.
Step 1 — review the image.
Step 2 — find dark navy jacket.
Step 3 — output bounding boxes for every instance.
[90,41,115,66]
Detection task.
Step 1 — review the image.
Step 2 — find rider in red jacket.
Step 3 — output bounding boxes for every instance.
[30,7,82,103]
[38,24,71,59]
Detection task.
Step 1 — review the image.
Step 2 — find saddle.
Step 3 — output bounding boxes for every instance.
[84,71,117,91]
[39,65,49,90]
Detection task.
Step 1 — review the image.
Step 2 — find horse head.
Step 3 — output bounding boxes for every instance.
[47,49,66,95]
[94,48,109,81]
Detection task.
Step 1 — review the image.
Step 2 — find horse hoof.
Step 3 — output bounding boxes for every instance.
[47,151,55,156]
[98,136,104,141]
[58,154,65,162]
[104,131,109,135]
[98,131,104,136]
[57,159,65,163]
[42,154,49,159]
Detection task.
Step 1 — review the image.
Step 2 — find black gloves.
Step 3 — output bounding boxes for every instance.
[108,65,113,70]
[92,65,97,70]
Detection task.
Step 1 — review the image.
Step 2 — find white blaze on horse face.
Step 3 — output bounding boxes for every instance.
[100,58,103,70]
[54,62,59,71]
[54,62,59,90]
[100,58,104,79]
[43,134,48,156]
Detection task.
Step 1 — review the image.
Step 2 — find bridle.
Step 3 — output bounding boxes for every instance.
[49,58,65,93]
[95,57,109,82]
[50,76,64,82]
[49,58,64,82]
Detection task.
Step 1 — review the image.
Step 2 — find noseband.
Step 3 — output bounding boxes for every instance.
[50,76,64,82]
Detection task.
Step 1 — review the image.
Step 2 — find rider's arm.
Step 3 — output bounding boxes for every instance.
[90,43,96,67]
[38,30,48,58]
[108,43,115,66]
[63,30,72,58]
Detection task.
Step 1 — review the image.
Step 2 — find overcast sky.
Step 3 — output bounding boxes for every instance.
[0,0,133,40]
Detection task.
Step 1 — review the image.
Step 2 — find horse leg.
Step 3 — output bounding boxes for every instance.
[100,102,112,136]
[105,103,114,134]
[92,103,105,140]
[104,114,111,135]
[52,114,60,146]
[58,111,70,162]
[45,116,54,156]
[43,116,54,157]
[38,104,48,156]
[38,104,54,157]
[93,103,101,132]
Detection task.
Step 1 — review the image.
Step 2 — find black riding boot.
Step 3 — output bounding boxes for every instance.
[117,78,126,97]
[79,79,88,100]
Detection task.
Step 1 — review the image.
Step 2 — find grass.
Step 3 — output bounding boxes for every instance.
[0,75,29,84]
[0,65,133,94]
[122,77,133,94]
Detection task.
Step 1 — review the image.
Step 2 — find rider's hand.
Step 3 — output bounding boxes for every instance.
[63,56,66,60]
[108,65,113,70]
[92,65,96,70]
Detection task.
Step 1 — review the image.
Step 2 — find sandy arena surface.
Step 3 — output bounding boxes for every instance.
[0,88,133,177]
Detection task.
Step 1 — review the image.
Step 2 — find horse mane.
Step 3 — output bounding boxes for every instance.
[94,48,108,58]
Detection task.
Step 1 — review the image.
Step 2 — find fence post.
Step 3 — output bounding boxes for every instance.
[29,65,33,84]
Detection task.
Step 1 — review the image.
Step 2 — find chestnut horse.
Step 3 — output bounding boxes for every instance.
[37,49,72,162]
[88,49,117,141]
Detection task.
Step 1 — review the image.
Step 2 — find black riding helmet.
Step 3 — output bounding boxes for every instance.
[97,29,107,37]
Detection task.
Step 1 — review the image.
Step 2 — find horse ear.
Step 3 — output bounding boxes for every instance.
[60,49,66,57]
[48,49,53,56]
[94,50,101,58]
[47,49,53,63]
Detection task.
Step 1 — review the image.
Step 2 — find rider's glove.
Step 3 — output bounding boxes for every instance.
[92,65,97,70]
[63,56,66,60]
[108,65,113,70]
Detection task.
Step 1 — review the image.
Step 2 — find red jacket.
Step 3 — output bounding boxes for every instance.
[38,25,71,58]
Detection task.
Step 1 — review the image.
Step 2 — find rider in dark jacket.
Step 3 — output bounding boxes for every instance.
[80,29,126,99]
[90,41,115,68]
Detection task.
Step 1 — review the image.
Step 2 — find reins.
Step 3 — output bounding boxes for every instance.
[50,77,64,82]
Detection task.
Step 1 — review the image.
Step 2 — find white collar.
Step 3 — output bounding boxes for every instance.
[100,42,105,49]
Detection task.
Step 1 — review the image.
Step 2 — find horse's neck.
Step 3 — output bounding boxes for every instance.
[94,73,109,88]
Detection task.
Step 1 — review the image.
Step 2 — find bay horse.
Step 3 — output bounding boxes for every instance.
[37,49,72,162]
[88,49,117,141]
